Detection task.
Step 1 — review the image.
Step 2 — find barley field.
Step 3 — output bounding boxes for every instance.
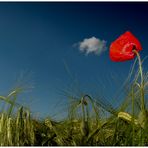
[0,56,147,146]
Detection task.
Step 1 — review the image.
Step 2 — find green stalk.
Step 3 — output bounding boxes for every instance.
[133,50,145,112]
[80,96,90,139]
[80,97,86,137]
[83,95,101,127]
[133,49,146,145]
[81,97,86,122]
[8,94,17,117]
[131,85,135,145]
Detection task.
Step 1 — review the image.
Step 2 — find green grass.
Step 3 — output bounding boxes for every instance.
[0,56,147,146]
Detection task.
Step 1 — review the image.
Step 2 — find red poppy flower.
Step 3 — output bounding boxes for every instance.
[109,31,142,62]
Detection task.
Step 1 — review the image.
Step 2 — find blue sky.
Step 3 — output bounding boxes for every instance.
[0,2,148,119]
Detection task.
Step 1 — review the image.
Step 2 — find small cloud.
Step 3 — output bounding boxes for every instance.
[76,37,107,56]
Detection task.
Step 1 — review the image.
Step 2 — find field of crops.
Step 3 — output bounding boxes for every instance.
[0,54,147,146]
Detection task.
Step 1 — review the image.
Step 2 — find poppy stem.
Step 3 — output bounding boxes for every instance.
[132,49,145,112]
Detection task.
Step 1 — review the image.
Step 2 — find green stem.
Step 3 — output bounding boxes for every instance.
[132,50,145,112]
[131,85,135,145]
[81,97,86,122]
[83,95,99,125]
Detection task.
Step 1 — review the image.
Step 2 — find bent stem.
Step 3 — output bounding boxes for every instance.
[83,95,100,125]
[132,49,145,112]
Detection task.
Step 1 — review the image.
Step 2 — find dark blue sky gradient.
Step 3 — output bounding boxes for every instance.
[0,2,148,119]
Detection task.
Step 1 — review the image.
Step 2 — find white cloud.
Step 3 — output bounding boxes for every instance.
[77,37,107,56]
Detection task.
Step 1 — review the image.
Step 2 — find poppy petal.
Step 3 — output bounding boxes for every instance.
[110,31,142,62]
